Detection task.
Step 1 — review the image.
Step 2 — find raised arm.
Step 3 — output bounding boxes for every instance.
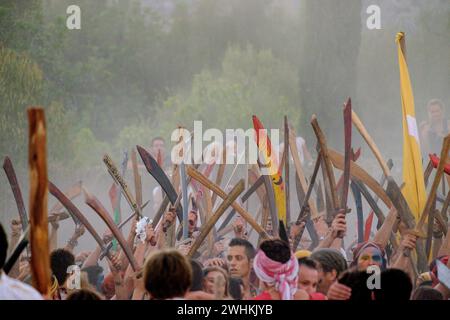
[316,211,346,250]
[373,206,398,249]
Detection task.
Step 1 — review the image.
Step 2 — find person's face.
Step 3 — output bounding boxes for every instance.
[315,261,337,294]
[204,271,226,294]
[188,211,198,232]
[298,265,319,295]
[227,245,251,279]
[428,104,443,123]
[152,139,165,157]
[357,247,383,271]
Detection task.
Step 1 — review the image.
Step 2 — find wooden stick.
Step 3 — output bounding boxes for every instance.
[328,148,392,208]
[211,149,227,207]
[131,149,142,208]
[311,115,339,216]
[187,166,269,239]
[188,180,244,257]
[28,108,51,295]
[84,189,139,271]
[284,116,290,225]
[351,110,391,177]
[421,135,450,257]
[418,134,450,231]
[289,125,319,220]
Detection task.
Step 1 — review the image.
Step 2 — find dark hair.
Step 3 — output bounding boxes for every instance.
[144,249,192,299]
[50,249,75,285]
[190,259,204,291]
[66,289,102,300]
[259,239,291,264]
[298,257,317,269]
[228,277,243,300]
[0,224,8,270]
[152,137,165,145]
[310,248,347,275]
[81,265,104,289]
[373,268,412,301]
[338,269,372,301]
[229,238,255,261]
[411,286,443,300]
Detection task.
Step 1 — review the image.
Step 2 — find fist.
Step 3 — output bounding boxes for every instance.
[331,213,347,238]
[102,230,113,243]
[401,233,417,250]
[107,253,122,273]
[327,281,351,300]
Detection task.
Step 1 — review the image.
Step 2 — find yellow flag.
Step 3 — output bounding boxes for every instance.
[396,32,427,221]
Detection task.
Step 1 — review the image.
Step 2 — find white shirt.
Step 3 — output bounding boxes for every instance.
[0,271,43,300]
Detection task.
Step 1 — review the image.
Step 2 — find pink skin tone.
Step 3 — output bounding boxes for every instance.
[203,271,226,295]
[297,265,319,295]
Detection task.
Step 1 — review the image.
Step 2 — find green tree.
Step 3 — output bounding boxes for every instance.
[153,45,301,139]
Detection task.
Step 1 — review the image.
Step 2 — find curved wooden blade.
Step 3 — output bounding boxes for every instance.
[385,177,428,272]
[292,153,322,250]
[284,116,291,225]
[328,148,392,208]
[217,174,264,233]
[83,189,139,271]
[4,226,29,274]
[28,108,51,295]
[422,135,450,257]
[187,166,269,239]
[289,125,320,220]
[211,150,227,207]
[48,181,106,252]
[104,154,142,220]
[3,156,28,231]
[188,180,244,257]
[131,149,142,208]
[341,98,352,209]
[49,181,82,214]
[311,115,339,211]
[351,110,391,177]
[49,181,82,225]
[137,145,182,223]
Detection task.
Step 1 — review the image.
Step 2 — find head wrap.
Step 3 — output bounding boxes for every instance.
[430,255,449,287]
[351,241,386,269]
[253,249,299,300]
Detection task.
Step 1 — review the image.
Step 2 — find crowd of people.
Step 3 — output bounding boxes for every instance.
[1,199,449,300]
[0,99,449,301]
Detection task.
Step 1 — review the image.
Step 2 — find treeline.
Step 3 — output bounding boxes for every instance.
[0,0,448,215]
